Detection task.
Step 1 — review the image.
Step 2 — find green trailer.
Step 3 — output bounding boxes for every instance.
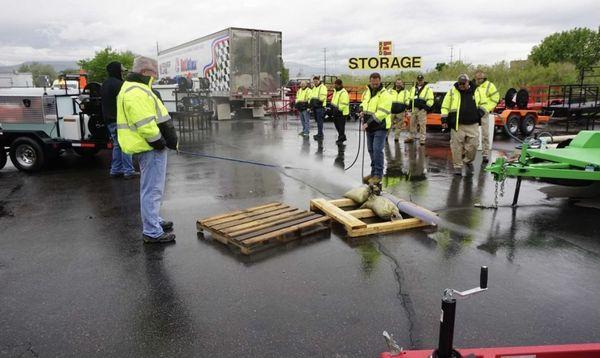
[485,130,600,206]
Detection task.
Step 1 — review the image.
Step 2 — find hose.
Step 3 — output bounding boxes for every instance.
[344,117,364,171]
[176,149,305,170]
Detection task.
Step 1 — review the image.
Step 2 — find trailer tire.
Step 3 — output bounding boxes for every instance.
[9,137,45,172]
[519,114,536,136]
[505,114,520,137]
[0,148,7,170]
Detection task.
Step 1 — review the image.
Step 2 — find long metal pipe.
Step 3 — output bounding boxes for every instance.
[382,193,440,226]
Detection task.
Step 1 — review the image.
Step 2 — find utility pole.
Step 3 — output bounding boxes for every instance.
[323,48,327,78]
[156,41,159,56]
[458,48,461,63]
[450,45,454,63]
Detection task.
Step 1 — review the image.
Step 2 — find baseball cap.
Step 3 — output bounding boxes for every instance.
[457,74,469,83]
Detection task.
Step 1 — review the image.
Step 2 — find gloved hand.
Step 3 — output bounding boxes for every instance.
[440,114,448,130]
[478,106,488,119]
[149,137,166,150]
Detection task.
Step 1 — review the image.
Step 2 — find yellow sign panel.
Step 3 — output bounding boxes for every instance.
[379,41,392,56]
[348,56,422,70]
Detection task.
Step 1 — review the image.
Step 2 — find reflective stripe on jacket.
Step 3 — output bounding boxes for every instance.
[360,85,392,129]
[116,80,171,154]
[441,85,482,130]
[309,83,327,107]
[295,87,310,103]
[475,80,500,112]
[331,88,350,116]
[409,84,434,111]
[388,88,410,105]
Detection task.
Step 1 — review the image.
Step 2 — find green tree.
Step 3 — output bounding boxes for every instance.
[78,47,135,83]
[529,27,600,71]
[280,58,289,85]
[435,62,447,72]
[18,62,56,87]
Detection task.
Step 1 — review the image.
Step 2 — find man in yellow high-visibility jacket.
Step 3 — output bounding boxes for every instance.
[474,70,500,163]
[388,79,410,142]
[117,56,178,243]
[330,78,350,145]
[405,74,434,145]
[359,72,392,186]
[440,74,482,176]
[295,80,311,136]
[309,76,328,140]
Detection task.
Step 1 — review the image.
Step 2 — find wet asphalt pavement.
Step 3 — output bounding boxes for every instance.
[1,117,599,357]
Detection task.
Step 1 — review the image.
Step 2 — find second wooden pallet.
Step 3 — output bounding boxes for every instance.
[310,198,432,237]
[197,202,331,254]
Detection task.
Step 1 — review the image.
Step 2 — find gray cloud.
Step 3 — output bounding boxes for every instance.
[0,0,598,71]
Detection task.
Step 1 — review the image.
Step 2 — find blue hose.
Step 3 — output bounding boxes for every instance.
[176,149,305,170]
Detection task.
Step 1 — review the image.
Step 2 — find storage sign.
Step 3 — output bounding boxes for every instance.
[349,42,422,70]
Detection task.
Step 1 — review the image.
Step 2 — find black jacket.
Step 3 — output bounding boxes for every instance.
[100,61,124,124]
[126,72,178,151]
[454,82,480,126]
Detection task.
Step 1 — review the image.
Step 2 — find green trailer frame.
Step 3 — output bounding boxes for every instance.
[485,131,600,205]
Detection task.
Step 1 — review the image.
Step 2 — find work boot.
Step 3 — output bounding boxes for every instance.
[368,176,382,195]
[394,137,400,142]
[124,171,140,180]
[404,137,414,143]
[110,173,124,178]
[160,221,174,232]
[143,232,176,244]
[313,134,323,141]
[419,139,426,146]
[453,167,463,176]
[362,175,372,184]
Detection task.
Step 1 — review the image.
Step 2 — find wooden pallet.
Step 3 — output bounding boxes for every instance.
[197,202,331,255]
[310,198,432,237]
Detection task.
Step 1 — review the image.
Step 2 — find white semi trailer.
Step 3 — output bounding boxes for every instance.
[157,27,282,120]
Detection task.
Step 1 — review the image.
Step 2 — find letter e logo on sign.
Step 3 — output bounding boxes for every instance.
[378,41,392,56]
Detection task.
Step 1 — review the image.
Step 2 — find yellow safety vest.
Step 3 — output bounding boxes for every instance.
[409,84,434,111]
[116,79,170,155]
[309,83,327,107]
[441,86,482,130]
[295,87,310,103]
[389,88,410,106]
[331,88,350,116]
[360,86,392,129]
[474,80,500,112]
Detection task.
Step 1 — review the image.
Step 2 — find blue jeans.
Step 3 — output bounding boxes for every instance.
[367,130,387,178]
[137,149,167,238]
[314,107,325,137]
[299,110,310,134]
[107,122,135,176]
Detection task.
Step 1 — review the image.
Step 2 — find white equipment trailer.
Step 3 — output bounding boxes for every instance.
[0,82,110,172]
[157,27,282,120]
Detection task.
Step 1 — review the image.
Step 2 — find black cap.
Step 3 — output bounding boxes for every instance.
[417,74,424,80]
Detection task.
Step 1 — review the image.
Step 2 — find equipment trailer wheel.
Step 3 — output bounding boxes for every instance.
[9,137,46,172]
[0,148,7,170]
[505,114,520,137]
[520,114,536,136]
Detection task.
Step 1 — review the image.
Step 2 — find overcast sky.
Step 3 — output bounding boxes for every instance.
[1,0,598,73]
